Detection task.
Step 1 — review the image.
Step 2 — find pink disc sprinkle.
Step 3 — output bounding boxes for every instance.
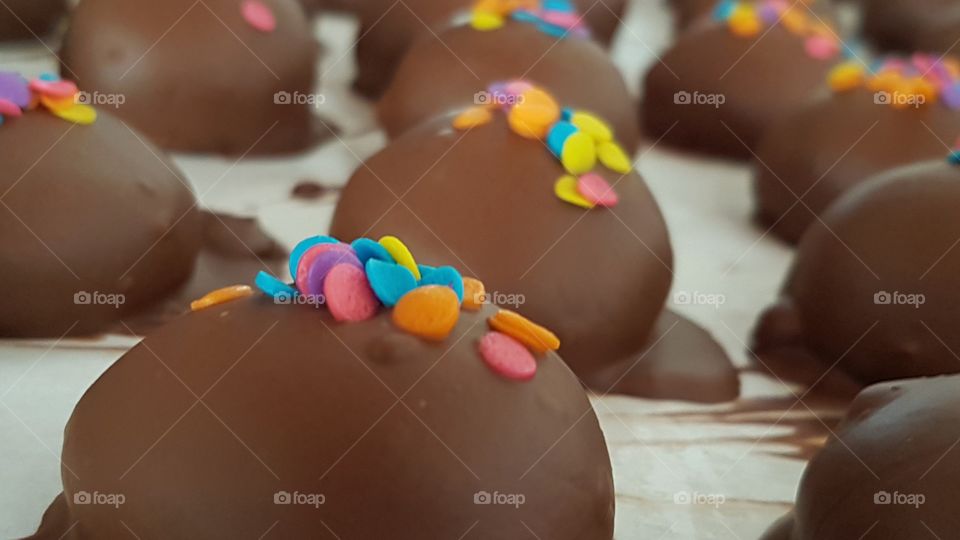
[295,243,355,296]
[0,98,22,117]
[478,331,537,381]
[324,264,380,322]
[28,78,77,99]
[241,0,277,32]
[805,35,839,60]
[541,11,581,28]
[576,173,619,207]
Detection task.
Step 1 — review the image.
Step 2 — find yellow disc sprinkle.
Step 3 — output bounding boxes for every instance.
[471,9,504,31]
[379,235,421,280]
[571,111,613,143]
[596,141,632,173]
[728,5,761,38]
[828,62,866,93]
[554,175,594,209]
[190,285,254,312]
[453,106,493,130]
[561,132,598,175]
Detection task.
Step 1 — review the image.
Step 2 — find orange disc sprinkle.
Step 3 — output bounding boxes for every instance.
[461,277,486,311]
[392,286,461,341]
[190,285,254,312]
[488,309,560,354]
[508,87,560,139]
[453,106,493,130]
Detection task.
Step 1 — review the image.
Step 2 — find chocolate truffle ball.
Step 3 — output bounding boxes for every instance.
[0,104,201,338]
[28,294,615,539]
[60,0,320,155]
[762,375,960,539]
[379,18,639,148]
[862,0,960,56]
[642,1,840,159]
[353,0,626,98]
[753,56,960,244]
[0,0,67,41]
[332,91,740,402]
[754,159,960,388]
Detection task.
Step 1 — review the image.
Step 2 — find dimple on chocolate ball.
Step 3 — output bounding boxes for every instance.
[379,14,639,148]
[753,55,960,244]
[0,0,67,41]
[28,236,615,539]
[59,0,320,155]
[754,159,960,388]
[353,0,626,98]
[332,84,740,402]
[762,375,960,539]
[0,73,201,338]
[642,0,840,159]
[862,0,960,56]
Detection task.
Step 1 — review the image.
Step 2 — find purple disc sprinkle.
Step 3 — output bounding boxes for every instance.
[0,72,30,108]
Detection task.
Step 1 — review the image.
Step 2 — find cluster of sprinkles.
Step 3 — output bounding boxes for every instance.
[713,0,840,60]
[0,72,96,126]
[191,235,560,382]
[470,0,590,38]
[828,54,960,110]
[452,80,631,210]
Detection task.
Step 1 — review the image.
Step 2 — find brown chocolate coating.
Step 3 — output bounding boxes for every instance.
[753,160,960,388]
[762,375,960,539]
[642,23,835,160]
[28,297,615,539]
[379,19,639,148]
[753,89,960,244]
[60,0,321,155]
[353,0,626,98]
[0,110,201,338]
[862,0,960,56]
[331,113,738,401]
[0,0,67,41]
[669,0,718,30]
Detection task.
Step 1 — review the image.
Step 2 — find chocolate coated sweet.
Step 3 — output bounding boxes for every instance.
[0,0,67,41]
[28,296,615,539]
[754,160,960,388]
[762,375,960,539]
[642,15,837,160]
[0,110,201,338]
[353,0,626,98]
[60,0,321,155]
[331,113,739,401]
[380,19,639,147]
[753,88,960,244]
[862,0,960,56]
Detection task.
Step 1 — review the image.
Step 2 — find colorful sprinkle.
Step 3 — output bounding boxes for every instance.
[596,141,632,173]
[418,265,465,302]
[728,4,761,38]
[805,34,839,60]
[295,243,356,296]
[508,87,560,139]
[255,270,297,300]
[561,131,597,175]
[547,121,578,157]
[577,173,619,207]
[453,106,493,130]
[29,78,77,99]
[0,72,30,108]
[555,175,594,209]
[478,331,538,381]
[392,286,461,341]
[0,98,21,117]
[366,258,418,307]
[289,235,338,278]
[571,111,613,143]
[379,235,421,280]
[324,264,379,322]
[471,9,505,31]
[488,309,560,354]
[828,62,866,92]
[241,0,277,32]
[462,277,486,310]
[190,285,254,311]
[351,237,392,265]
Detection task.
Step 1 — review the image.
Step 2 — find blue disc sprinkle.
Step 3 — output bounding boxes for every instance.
[547,121,578,157]
[418,265,465,302]
[351,237,393,264]
[366,258,418,307]
[712,0,736,21]
[289,235,338,279]
[255,271,298,299]
[560,107,574,122]
[949,150,960,165]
